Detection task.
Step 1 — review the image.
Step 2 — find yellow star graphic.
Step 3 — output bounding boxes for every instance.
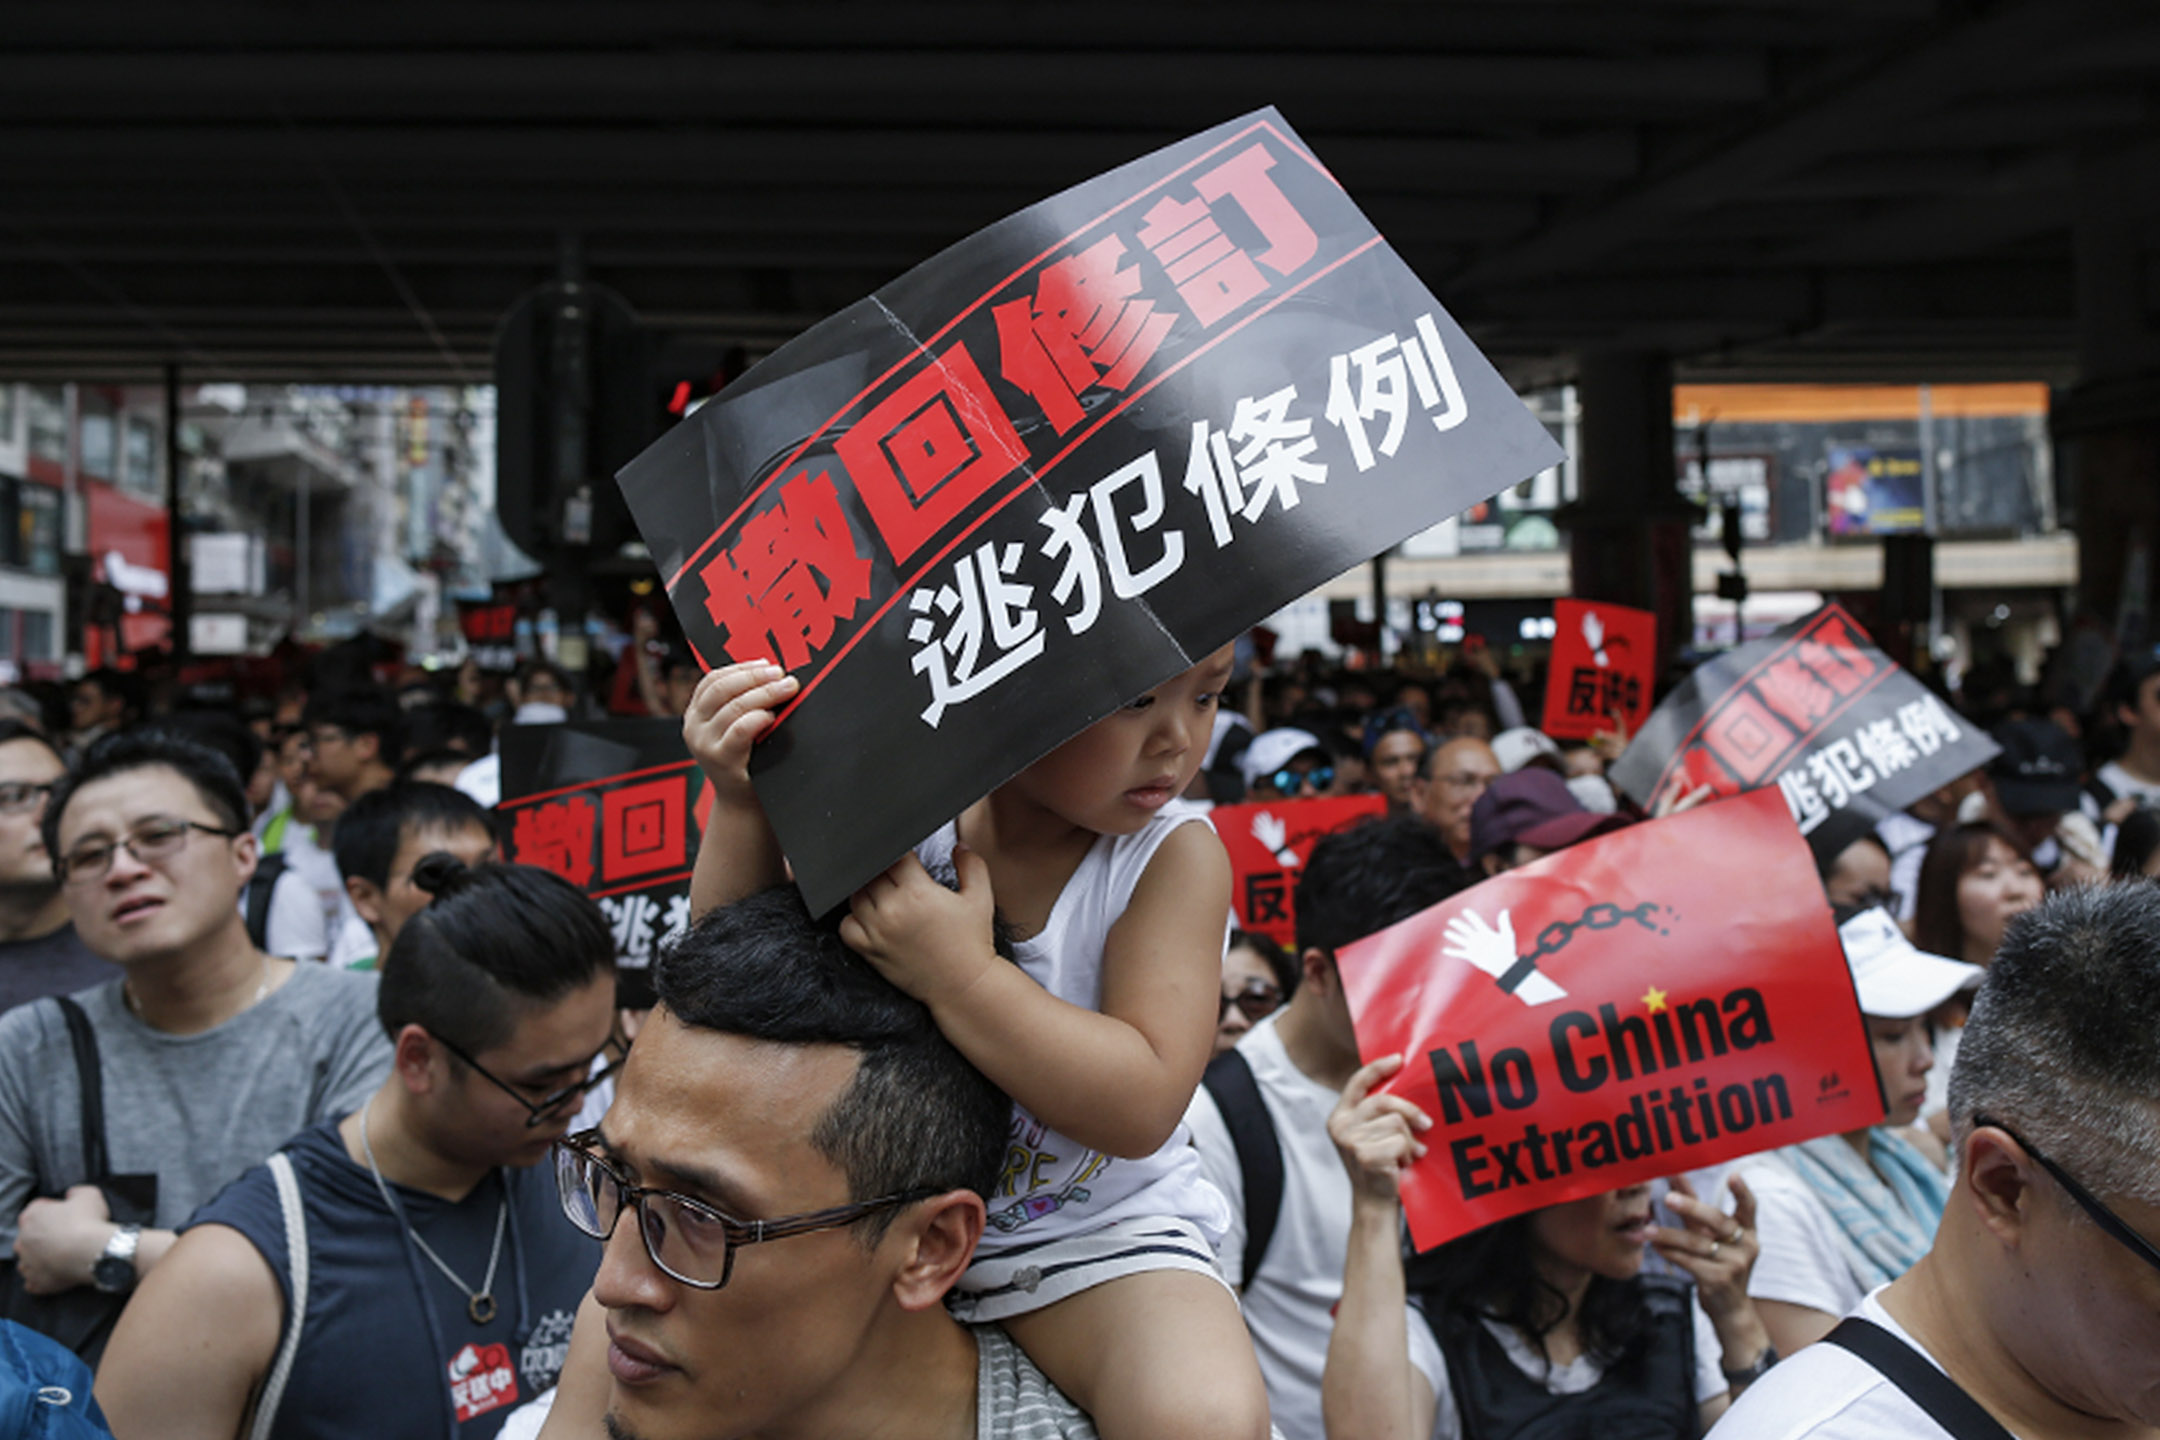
[1642,986,1669,1014]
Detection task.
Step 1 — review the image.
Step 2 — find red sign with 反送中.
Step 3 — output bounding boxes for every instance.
[1334,787,1879,1252]
[1539,599,1656,742]
[1214,793,1386,948]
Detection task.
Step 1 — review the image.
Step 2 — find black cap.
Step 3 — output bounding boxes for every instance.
[1987,718,2081,817]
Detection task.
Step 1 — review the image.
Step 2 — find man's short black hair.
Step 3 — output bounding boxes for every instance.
[44,729,249,857]
[378,855,612,1053]
[302,685,406,761]
[1295,814,1472,955]
[141,711,263,797]
[656,887,1009,1233]
[333,781,496,890]
[1949,883,2160,1205]
[77,667,142,717]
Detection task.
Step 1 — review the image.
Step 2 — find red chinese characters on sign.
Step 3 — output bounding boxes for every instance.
[1137,143,1320,327]
[1213,794,1386,948]
[602,772,689,881]
[1540,599,1656,742]
[697,470,873,670]
[831,341,1030,568]
[1687,611,1889,798]
[1335,788,1879,1251]
[510,795,596,889]
[994,235,1175,437]
[448,1342,519,1424]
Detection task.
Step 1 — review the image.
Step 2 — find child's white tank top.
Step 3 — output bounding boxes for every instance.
[917,805,1232,1255]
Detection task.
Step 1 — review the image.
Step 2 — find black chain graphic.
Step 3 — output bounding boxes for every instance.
[1522,901,1669,970]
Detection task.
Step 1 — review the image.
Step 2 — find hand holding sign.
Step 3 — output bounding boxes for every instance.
[1327,1053,1433,1206]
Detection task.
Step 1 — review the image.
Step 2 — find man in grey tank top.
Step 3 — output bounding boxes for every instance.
[533,887,1102,1440]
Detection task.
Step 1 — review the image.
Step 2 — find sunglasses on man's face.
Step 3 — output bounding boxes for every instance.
[1219,980,1283,1025]
[1264,766,1333,794]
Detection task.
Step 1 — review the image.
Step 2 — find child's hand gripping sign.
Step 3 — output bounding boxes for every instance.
[1334,786,1882,1251]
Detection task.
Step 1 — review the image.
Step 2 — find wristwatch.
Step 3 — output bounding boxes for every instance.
[91,1223,141,1294]
[1721,1344,1779,1388]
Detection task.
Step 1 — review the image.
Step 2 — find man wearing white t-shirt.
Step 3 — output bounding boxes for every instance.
[1185,817,1471,1440]
[1707,883,2160,1440]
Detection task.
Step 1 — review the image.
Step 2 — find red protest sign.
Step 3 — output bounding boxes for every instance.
[1214,794,1387,947]
[1335,787,1878,1251]
[1540,599,1655,741]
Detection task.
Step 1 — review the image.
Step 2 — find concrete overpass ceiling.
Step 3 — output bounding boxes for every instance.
[2,0,2153,385]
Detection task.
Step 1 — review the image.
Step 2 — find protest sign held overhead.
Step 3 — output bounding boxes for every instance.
[1608,602,1999,836]
[457,601,520,674]
[617,107,1563,914]
[498,719,707,978]
[1539,598,1655,742]
[1336,787,1879,1251]
[1215,793,1386,948]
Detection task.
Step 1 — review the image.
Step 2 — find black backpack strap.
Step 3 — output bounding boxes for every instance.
[1822,1318,2016,1440]
[52,997,107,1182]
[1199,1049,1282,1286]
[244,852,288,952]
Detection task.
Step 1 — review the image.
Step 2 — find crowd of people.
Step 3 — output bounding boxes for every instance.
[0,628,2151,1440]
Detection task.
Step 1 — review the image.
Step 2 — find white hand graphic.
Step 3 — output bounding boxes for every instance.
[1250,811,1298,867]
[1583,610,1609,667]
[1439,908,1568,1006]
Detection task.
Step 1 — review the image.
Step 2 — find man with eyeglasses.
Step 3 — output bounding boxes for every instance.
[1411,735,1500,866]
[526,885,1100,1440]
[0,719,111,1015]
[1707,881,2160,1440]
[1184,817,1471,1440]
[96,856,613,1439]
[0,730,387,1343]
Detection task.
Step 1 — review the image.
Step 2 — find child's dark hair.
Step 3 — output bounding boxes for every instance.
[377,855,612,1053]
[44,729,249,858]
[302,685,407,761]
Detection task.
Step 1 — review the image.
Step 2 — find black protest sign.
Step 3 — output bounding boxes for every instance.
[498,719,707,976]
[1608,603,1998,835]
[617,107,1563,914]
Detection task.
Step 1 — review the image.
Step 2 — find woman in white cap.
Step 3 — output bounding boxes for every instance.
[1724,907,1983,1356]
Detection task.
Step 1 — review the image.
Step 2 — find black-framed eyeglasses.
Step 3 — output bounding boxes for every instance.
[57,817,239,883]
[1220,979,1282,1024]
[434,1033,625,1129]
[1975,1114,2160,1278]
[0,781,54,815]
[552,1135,935,1289]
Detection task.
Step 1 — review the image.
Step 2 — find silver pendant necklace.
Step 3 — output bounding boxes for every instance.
[360,1093,507,1325]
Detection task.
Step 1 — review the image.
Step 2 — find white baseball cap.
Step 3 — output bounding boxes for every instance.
[1838,908,1983,1019]
[1491,726,1562,774]
[1240,728,1326,788]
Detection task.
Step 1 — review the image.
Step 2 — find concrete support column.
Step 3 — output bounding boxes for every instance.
[1565,350,1695,671]
[2056,147,2160,650]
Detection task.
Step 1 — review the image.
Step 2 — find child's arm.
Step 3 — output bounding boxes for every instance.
[842,822,1230,1159]
[684,661,799,918]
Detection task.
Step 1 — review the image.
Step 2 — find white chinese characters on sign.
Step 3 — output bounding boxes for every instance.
[1322,314,1469,472]
[908,541,1047,727]
[600,891,694,968]
[1774,695,1963,834]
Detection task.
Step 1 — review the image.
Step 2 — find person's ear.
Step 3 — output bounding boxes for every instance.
[230,826,259,890]
[346,873,386,929]
[888,1190,987,1313]
[1299,946,1334,994]
[1961,1125,2036,1249]
[356,732,382,768]
[392,1022,444,1096]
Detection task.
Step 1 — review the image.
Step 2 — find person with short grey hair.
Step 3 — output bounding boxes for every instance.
[1707,883,2160,1440]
